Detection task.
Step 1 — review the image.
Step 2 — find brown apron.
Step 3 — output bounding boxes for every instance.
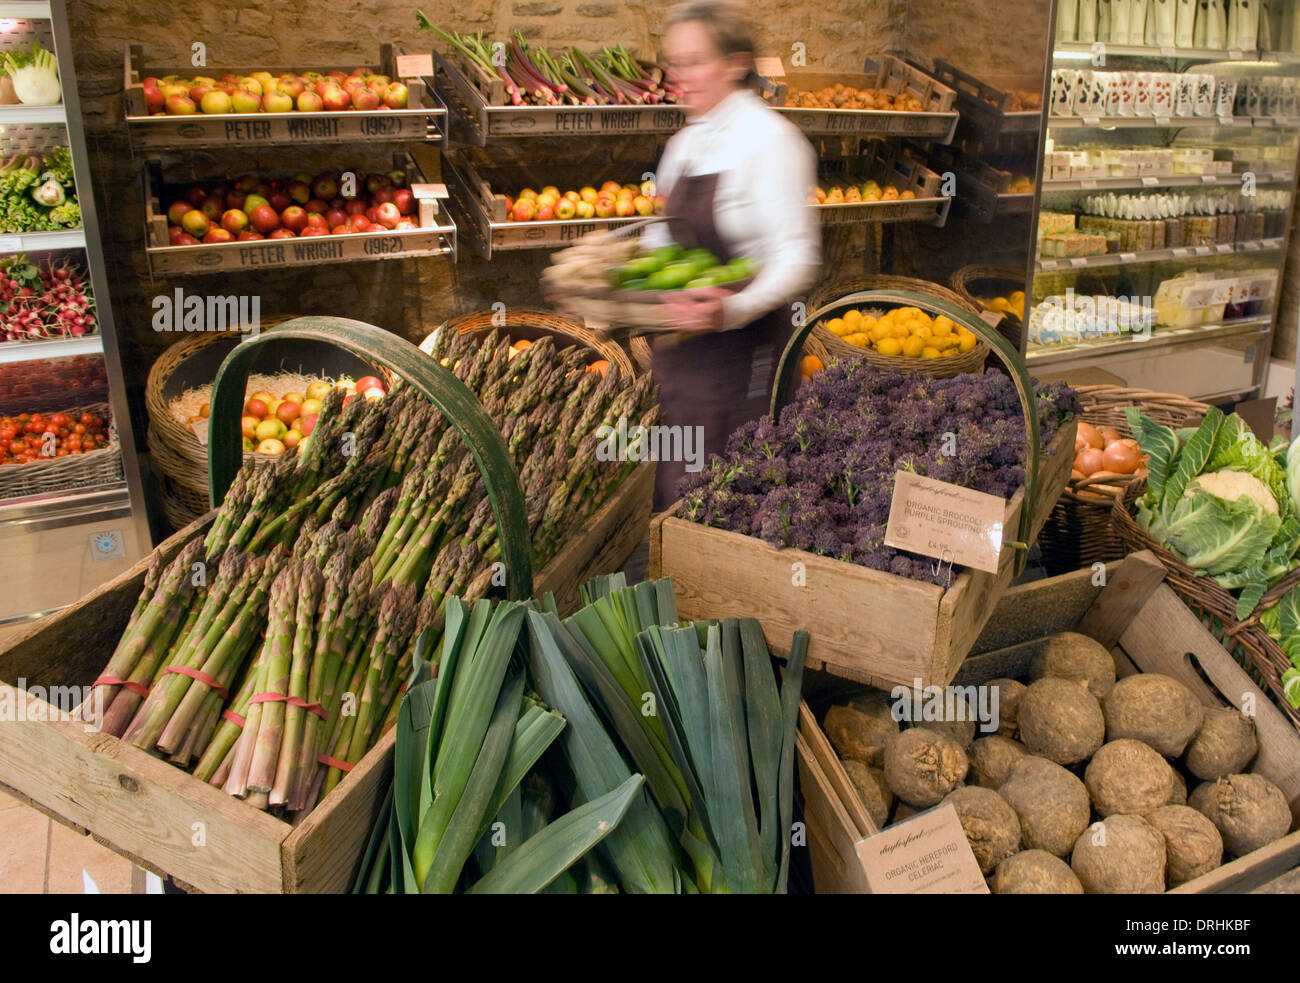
[650,172,791,509]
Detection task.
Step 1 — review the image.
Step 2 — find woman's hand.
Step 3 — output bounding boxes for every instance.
[662,285,730,333]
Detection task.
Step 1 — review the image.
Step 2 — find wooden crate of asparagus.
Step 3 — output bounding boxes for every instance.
[799,553,1300,894]
[0,317,657,893]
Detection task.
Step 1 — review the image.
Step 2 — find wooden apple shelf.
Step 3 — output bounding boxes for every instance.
[430,50,692,146]
[931,59,1044,143]
[815,142,950,227]
[443,151,651,259]
[123,43,447,150]
[141,153,456,276]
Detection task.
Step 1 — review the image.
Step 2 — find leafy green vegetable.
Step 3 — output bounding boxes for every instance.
[1126,407,1180,502]
[1206,414,1290,517]
[1288,435,1300,516]
[1162,487,1280,576]
[1161,408,1223,513]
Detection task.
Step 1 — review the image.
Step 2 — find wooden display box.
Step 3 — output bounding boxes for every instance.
[770,56,959,142]
[123,43,444,150]
[431,50,688,145]
[141,153,455,275]
[931,59,1043,141]
[816,144,949,227]
[0,464,653,893]
[443,152,650,258]
[798,552,1300,894]
[650,422,1075,691]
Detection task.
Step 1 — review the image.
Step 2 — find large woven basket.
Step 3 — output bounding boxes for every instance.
[949,264,1026,341]
[1113,497,1300,732]
[1038,385,1211,575]
[426,308,635,378]
[145,322,392,510]
[806,276,989,379]
[0,402,122,500]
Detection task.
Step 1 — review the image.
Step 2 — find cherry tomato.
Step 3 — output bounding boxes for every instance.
[79,413,93,426]
[73,423,85,435]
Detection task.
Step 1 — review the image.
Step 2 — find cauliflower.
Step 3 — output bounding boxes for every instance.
[1190,470,1279,515]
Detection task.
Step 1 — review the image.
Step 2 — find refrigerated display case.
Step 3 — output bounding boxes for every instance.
[0,0,148,624]
[1025,2,1300,401]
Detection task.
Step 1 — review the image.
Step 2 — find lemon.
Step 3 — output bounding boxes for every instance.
[846,332,870,347]
[869,321,891,343]
[826,317,846,336]
[987,297,1009,313]
[877,337,903,357]
[892,323,910,339]
[921,346,941,358]
[843,309,862,325]
[932,315,953,337]
[915,325,933,340]
[957,331,978,353]
[1010,291,1025,305]
[902,335,925,357]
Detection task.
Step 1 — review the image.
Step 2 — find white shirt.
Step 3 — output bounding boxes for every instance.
[642,88,821,330]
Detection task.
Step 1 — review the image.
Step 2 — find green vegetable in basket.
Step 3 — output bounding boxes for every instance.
[643,263,704,291]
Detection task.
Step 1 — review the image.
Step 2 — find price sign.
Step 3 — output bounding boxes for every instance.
[754,56,785,78]
[1201,174,1217,183]
[1155,116,1172,126]
[1141,176,1160,186]
[855,804,990,895]
[1069,256,1090,267]
[1228,49,1245,60]
[884,472,1006,575]
[1120,252,1138,262]
[395,53,434,78]
[411,183,447,198]
[189,418,210,447]
[1219,116,1237,126]
[1082,116,1101,126]
[1160,46,1176,56]
[0,236,23,253]
[1080,179,1098,189]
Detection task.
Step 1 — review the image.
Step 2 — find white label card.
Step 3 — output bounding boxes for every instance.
[883,471,1006,575]
[854,803,990,894]
[395,53,434,78]
[189,417,210,446]
[411,182,448,199]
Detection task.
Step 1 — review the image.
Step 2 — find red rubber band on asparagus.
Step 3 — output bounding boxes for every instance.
[221,709,246,727]
[317,754,353,772]
[91,675,150,699]
[162,666,229,699]
[248,693,326,719]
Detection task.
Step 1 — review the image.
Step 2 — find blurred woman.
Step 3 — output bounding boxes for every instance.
[644,0,821,508]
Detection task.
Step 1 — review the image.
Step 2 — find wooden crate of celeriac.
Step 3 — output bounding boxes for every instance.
[799,552,1300,894]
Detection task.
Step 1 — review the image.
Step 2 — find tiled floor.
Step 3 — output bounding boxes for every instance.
[0,791,134,893]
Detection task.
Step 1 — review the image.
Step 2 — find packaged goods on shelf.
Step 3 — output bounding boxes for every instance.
[1153,269,1277,326]
[1038,211,1077,236]
[1051,69,1242,119]
[1028,293,1157,345]
[1039,232,1110,257]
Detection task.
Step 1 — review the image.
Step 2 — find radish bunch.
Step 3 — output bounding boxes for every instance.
[0,254,95,342]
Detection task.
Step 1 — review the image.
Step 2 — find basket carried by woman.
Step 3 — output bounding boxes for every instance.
[1037,385,1211,575]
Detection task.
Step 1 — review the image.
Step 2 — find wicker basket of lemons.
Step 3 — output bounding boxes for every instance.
[811,296,990,378]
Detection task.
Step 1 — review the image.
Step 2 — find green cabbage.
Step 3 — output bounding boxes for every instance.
[1162,486,1280,576]
[1288,434,1300,515]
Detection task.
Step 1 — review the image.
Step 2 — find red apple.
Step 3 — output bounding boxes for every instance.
[305,212,329,230]
[165,94,197,115]
[231,90,262,114]
[365,205,381,224]
[189,83,212,103]
[220,209,249,234]
[244,398,269,418]
[324,208,348,228]
[594,195,616,218]
[300,225,327,236]
[304,198,328,214]
[345,199,367,216]
[512,198,536,222]
[203,228,235,244]
[268,227,296,239]
[615,197,637,218]
[299,413,318,436]
[353,89,381,111]
[174,232,199,245]
[554,198,576,220]
[144,83,164,114]
[262,91,294,113]
[349,213,371,229]
[167,225,188,244]
[241,415,260,439]
[242,193,270,213]
[287,180,311,204]
[200,196,225,222]
[234,174,260,193]
[280,205,308,232]
[249,203,280,234]
[167,201,193,225]
[312,175,339,201]
[393,189,415,215]
[237,230,264,241]
[329,196,346,210]
[394,218,418,230]
[321,87,351,111]
[354,376,384,397]
[371,188,395,206]
[376,202,402,228]
[297,91,324,112]
[180,209,210,237]
[263,192,288,214]
[278,77,304,100]
[536,203,555,221]
[633,195,654,216]
[223,190,246,212]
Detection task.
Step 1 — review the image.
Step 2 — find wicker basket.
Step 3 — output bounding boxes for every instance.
[623,319,831,383]
[0,402,122,501]
[1113,498,1300,732]
[806,276,989,378]
[949,265,1026,340]
[1037,386,1212,575]
[145,323,390,509]
[427,308,635,378]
